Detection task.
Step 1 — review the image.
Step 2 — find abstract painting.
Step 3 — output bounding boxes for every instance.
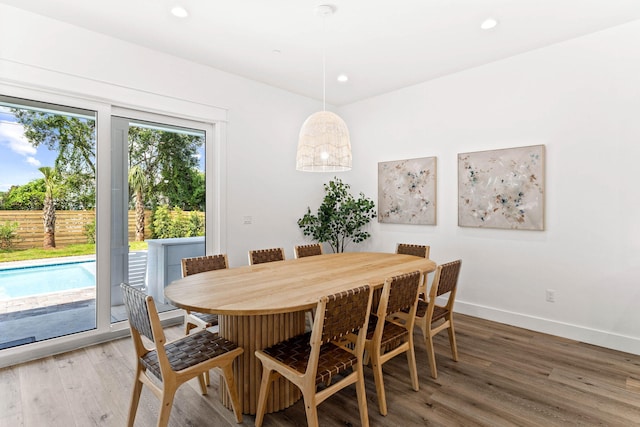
[378,156,436,225]
[458,145,545,230]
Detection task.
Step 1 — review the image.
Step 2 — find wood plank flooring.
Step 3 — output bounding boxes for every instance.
[1,314,639,426]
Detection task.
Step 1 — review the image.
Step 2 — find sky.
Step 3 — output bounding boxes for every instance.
[0,106,58,192]
[0,106,206,193]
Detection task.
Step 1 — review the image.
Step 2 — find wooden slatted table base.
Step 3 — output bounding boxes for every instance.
[219,312,305,414]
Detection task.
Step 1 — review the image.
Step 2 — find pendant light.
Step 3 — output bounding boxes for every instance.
[296,4,352,172]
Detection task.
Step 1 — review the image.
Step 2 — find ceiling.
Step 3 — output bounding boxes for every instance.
[3,0,640,106]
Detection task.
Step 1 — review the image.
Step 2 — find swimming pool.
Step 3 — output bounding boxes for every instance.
[0,260,96,299]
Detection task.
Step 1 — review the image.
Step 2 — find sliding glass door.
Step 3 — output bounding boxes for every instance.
[110,114,207,322]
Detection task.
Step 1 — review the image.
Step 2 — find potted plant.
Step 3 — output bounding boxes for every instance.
[297,177,376,253]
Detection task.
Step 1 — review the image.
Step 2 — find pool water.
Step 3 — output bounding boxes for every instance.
[0,261,96,299]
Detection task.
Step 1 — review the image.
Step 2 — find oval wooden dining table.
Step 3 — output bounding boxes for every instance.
[164,252,436,415]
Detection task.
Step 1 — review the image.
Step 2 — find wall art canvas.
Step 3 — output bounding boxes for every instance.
[458,145,545,230]
[378,156,436,225]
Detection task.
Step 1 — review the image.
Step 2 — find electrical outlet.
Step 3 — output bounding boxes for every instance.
[545,289,556,303]
[243,216,252,225]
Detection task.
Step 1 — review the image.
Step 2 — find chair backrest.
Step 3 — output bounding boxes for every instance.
[318,285,372,345]
[396,243,430,259]
[182,254,228,277]
[248,247,285,265]
[430,259,462,299]
[294,243,323,258]
[383,271,422,317]
[121,282,159,344]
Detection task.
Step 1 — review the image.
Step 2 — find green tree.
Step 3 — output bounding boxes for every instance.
[39,166,58,249]
[128,127,204,210]
[128,165,148,241]
[1,181,46,210]
[297,178,377,253]
[12,109,96,209]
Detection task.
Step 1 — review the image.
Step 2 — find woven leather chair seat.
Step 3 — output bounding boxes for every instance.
[415,300,447,322]
[366,314,409,353]
[262,331,358,385]
[191,312,219,326]
[141,330,238,379]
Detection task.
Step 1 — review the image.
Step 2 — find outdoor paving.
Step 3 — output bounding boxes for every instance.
[0,287,95,315]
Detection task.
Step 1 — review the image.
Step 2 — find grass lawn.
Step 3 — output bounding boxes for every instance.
[0,241,148,263]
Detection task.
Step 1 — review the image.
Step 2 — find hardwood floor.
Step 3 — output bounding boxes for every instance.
[2,314,639,426]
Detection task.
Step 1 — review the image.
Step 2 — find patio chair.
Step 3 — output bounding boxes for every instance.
[248,247,285,265]
[254,285,374,427]
[120,283,244,427]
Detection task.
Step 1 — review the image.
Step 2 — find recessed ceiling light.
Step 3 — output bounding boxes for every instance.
[337,74,349,83]
[480,18,498,30]
[171,6,189,18]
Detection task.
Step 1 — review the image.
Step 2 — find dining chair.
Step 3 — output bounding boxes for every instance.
[396,243,430,259]
[119,283,244,427]
[294,243,324,258]
[254,285,374,427]
[181,254,228,335]
[415,259,462,379]
[364,270,422,416]
[248,247,285,265]
[396,243,431,296]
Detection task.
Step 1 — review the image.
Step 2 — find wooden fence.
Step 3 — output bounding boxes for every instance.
[0,210,151,249]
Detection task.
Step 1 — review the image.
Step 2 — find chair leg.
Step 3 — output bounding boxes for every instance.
[425,332,438,379]
[255,366,276,427]
[407,336,419,391]
[302,387,319,427]
[354,363,370,427]
[197,372,208,395]
[220,363,243,423]
[447,318,459,361]
[157,386,177,427]
[370,352,387,416]
[127,368,144,427]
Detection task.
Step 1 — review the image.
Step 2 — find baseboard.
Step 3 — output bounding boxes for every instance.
[455,300,640,356]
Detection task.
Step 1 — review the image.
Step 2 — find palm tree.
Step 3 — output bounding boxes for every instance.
[128,165,148,241]
[39,166,57,249]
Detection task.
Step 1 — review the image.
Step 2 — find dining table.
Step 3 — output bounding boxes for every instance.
[164,251,436,415]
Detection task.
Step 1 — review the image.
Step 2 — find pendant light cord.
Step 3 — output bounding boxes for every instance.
[322,12,326,111]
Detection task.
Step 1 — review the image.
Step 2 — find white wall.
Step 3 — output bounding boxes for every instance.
[0,4,329,268]
[338,20,640,354]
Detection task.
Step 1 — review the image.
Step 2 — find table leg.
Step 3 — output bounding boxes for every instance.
[219,312,305,414]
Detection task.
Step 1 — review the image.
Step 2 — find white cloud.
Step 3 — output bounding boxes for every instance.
[0,120,37,156]
[26,156,41,167]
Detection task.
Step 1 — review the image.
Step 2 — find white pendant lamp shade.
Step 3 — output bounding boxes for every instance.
[296,110,352,172]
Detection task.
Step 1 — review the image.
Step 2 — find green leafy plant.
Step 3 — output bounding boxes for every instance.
[297,177,376,253]
[151,205,204,239]
[0,221,20,250]
[84,218,96,243]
